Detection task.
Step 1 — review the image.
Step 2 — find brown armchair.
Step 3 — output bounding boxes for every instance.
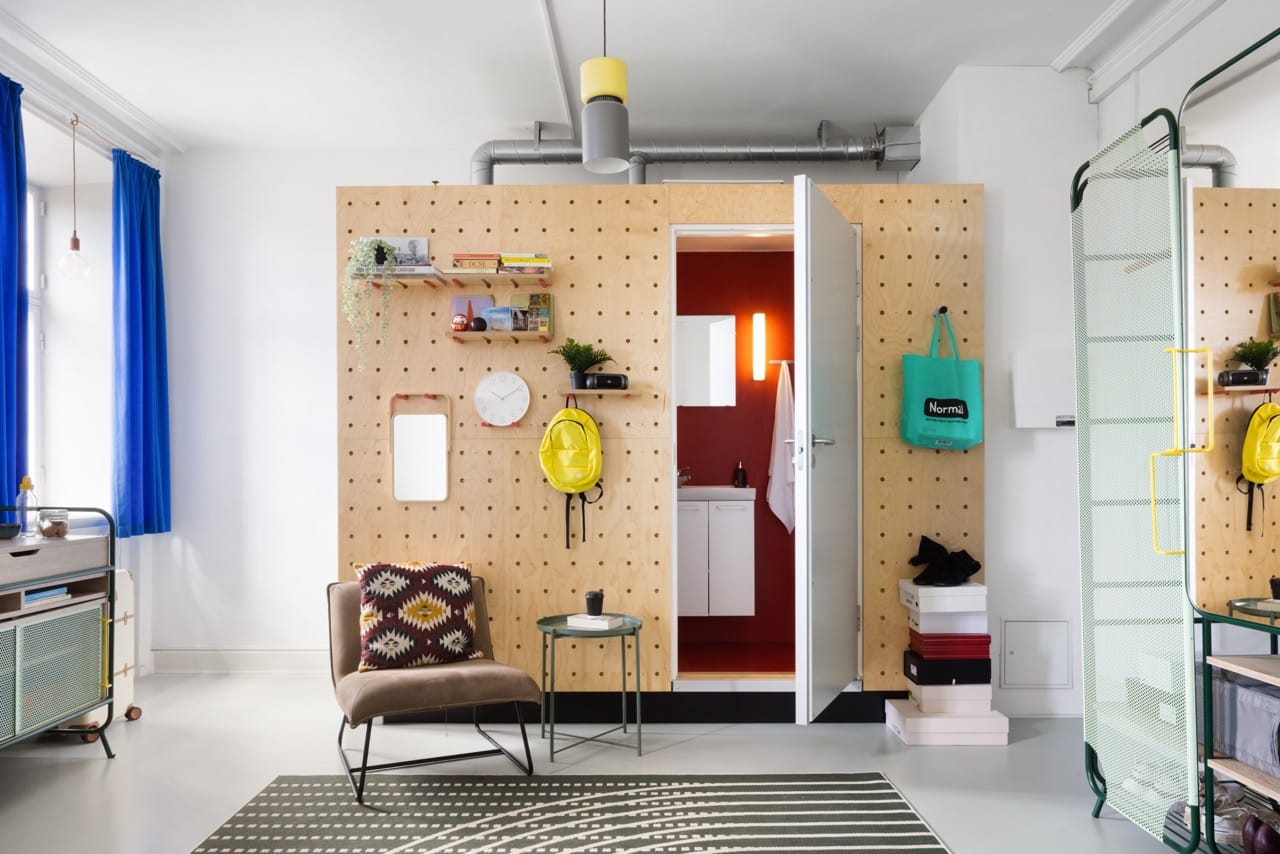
[327,578,539,802]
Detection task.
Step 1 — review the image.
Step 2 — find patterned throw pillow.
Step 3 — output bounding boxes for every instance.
[355,562,484,671]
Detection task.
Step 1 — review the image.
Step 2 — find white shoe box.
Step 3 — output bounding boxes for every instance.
[885,698,1009,746]
[907,679,993,714]
[907,607,988,635]
[899,579,987,613]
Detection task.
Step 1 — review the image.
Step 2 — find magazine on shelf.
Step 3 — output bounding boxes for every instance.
[566,613,623,630]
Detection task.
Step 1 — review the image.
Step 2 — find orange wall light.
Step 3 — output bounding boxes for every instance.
[752,312,766,381]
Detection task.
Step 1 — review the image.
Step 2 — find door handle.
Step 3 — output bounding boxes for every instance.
[813,436,836,446]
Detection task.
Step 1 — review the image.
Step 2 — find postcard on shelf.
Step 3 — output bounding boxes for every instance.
[384,236,430,269]
[450,295,495,326]
[482,306,514,332]
[566,613,623,630]
[511,293,553,336]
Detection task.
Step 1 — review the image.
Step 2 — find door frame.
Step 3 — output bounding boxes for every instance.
[668,223,793,688]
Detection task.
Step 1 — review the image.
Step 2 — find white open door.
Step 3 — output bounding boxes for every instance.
[794,176,861,724]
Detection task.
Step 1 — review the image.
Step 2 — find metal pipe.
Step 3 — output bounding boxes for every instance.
[470,127,919,184]
[1182,143,1238,188]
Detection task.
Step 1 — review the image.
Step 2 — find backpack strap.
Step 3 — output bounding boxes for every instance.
[565,393,579,409]
[1238,475,1266,533]
[564,493,573,549]
[577,479,604,543]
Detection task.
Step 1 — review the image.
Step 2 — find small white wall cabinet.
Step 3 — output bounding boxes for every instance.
[677,490,755,617]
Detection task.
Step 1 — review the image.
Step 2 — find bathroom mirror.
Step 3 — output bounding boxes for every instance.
[676,315,736,406]
[392,413,449,501]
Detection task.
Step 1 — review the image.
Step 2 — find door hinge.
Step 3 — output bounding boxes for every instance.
[39,331,46,352]
[856,605,861,632]
[38,199,46,218]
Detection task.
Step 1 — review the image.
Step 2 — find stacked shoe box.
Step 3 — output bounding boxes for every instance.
[884,578,1009,745]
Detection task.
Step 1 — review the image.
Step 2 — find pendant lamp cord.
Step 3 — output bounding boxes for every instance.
[69,115,78,237]
[602,0,607,57]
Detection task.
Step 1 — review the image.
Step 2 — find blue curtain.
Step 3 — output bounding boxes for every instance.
[113,149,170,536]
[0,74,27,516]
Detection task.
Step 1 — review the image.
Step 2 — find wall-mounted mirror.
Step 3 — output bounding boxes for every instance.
[676,314,736,406]
[391,394,451,501]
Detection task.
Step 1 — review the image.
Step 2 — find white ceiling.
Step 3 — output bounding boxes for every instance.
[3,0,1167,185]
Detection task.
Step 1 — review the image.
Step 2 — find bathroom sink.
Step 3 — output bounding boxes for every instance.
[678,485,756,501]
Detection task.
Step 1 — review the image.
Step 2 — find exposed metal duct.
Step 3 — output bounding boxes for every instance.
[470,123,921,185]
[1182,143,1237,188]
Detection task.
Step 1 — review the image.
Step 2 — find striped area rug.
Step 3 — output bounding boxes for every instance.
[195,773,949,853]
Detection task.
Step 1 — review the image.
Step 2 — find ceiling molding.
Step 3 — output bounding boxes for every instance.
[1051,0,1136,71]
[1086,0,1226,103]
[0,8,181,162]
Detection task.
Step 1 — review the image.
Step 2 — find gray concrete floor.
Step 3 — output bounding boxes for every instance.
[0,672,1166,853]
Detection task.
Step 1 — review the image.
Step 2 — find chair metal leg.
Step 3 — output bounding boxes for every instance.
[336,715,373,804]
[336,704,535,804]
[472,702,534,776]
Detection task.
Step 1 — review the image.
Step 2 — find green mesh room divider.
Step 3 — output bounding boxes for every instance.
[1071,110,1200,846]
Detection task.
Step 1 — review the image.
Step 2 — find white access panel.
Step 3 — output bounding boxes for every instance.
[1001,618,1072,688]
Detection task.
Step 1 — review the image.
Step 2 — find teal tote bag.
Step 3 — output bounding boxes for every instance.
[900,309,983,450]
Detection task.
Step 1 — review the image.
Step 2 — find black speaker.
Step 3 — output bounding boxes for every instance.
[585,373,628,390]
[1218,369,1268,387]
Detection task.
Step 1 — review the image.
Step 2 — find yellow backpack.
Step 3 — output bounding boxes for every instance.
[539,398,603,548]
[1238,401,1280,531]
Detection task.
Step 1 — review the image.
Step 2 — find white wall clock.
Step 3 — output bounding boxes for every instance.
[473,371,531,427]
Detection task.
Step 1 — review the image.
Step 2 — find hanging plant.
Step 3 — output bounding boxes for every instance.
[342,238,397,370]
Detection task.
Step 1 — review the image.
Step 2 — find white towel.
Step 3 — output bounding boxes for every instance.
[767,363,796,533]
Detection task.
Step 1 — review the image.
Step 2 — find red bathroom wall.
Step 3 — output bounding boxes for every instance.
[676,251,795,662]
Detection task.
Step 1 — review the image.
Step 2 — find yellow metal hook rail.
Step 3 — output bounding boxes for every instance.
[1150,347,1213,555]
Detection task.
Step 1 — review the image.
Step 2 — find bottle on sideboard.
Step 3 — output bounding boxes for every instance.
[733,461,747,488]
[15,475,37,538]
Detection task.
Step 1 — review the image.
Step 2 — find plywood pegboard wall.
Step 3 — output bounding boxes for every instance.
[1192,187,1280,615]
[337,182,984,694]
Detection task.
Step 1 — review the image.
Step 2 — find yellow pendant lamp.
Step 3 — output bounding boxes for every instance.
[580,1,629,174]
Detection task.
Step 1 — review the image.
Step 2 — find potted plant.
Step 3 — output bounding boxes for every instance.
[342,237,397,370]
[1232,337,1280,383]
[549,337,613,389]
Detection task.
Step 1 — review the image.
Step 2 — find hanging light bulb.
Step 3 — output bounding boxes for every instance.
[580,0,629,174]
[58,115,88,280]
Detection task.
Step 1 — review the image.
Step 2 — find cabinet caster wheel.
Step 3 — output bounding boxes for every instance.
[80,732,99,743]
[125,705,142,721]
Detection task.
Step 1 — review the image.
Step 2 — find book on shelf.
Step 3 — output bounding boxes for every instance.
[387,265,439,276]
[451,253,501,271]
[499,264,553,275]
[22,586,71,607]
[499,252,550,264]
[566,613,623,630]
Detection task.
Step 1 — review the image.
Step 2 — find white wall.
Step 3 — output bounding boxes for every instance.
[909,66,1099,716]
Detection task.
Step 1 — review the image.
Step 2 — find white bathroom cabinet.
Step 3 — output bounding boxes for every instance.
[677,494,755,617]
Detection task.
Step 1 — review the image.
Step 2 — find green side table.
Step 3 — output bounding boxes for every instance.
[1226,598,1280,654]
[537,612,642,760]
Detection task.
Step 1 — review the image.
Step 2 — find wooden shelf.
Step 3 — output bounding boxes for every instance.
[439,269,552,289]
[450,331,550,344]
[1209,757,1280,802]
[1207,654,1280,687]
[560,388,636,397]
[1200,386,1279,396]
